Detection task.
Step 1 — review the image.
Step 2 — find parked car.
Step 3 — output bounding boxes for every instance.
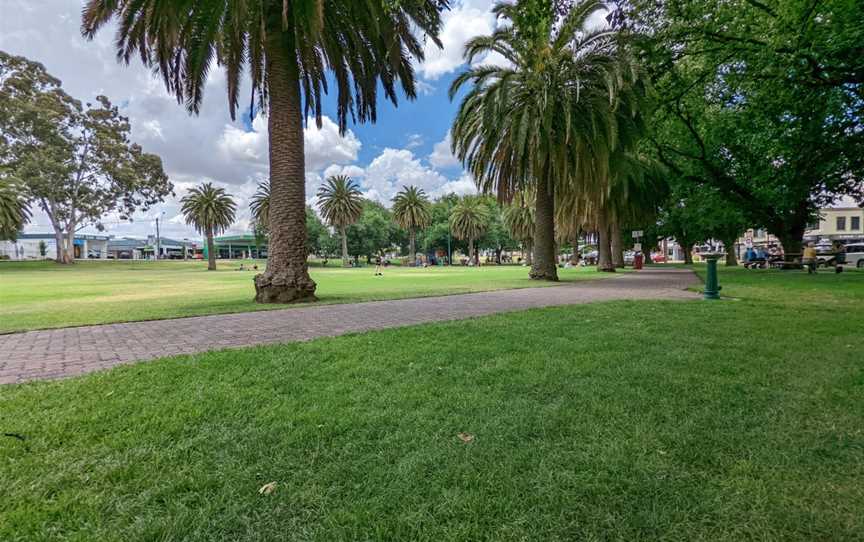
[844,243,864,268]
[623,251,635,265]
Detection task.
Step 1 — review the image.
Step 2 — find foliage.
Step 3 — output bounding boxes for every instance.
[305,206,328,256]
[180,183,237,238]
[0,179,30,241]
[317,176,364,230]
[392,185,432,259]
[449,196,490,260]
[250,181,270,226]
[0,51,172,262]
[346,200,403,260]
[629,0,864,252]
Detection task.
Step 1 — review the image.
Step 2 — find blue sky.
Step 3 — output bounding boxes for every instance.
[2,0,511,239]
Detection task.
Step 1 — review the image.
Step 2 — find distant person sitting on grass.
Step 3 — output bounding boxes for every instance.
[374,255,383,276]
[803,243,818,274]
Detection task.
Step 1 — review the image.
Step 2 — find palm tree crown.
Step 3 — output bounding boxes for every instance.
[503,202,535,244]
[392,186,432,231]
[449,196,489,243]
[317,175,363,229]
[180,183,237,236]
[449,0,628,280]
[250,181,270,225]
[0,179,30,241]
[81,0,446,129]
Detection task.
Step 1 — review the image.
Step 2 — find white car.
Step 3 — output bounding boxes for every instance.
[844,243,864,268]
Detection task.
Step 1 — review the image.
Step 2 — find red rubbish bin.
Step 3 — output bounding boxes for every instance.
[633,252,644,270]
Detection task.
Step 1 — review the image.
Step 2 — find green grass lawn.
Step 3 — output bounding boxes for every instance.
[0,260,605,333]
[1,268,862,540]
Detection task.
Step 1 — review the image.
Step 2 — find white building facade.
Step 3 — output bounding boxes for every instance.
[0,233,111,260]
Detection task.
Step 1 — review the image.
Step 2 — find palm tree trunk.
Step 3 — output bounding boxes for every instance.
[611,217,624,268]
[468,235,475,264]
[570,232,580,265]
[524,239,533,266]
[206,229,216,271]
[597,209,615,272]
[530,181,558,281]
[254,16,317,303]
[409,229,416,266]
[341,226,349,267]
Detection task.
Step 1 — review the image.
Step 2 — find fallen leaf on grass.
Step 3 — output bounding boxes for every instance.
[457,432,475,443]
[258,482,278,495]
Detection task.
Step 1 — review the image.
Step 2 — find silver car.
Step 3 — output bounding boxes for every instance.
[845,244,864,268]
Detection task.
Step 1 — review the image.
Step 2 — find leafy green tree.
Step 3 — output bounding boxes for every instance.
[250,180,327,257]
[317,175,364,267]
[449,196,489,264]
[477,198,515,264]
[0,52,171,263]
[392,185,432,264]
[305,206,327,257]
[450,0,627,281]
[82,0,445,303]
[0,179,30,241]
[346,200,401,263]
[629,0,864,256]
[180,183,237,271]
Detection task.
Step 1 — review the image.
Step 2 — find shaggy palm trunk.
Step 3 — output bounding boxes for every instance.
[409,230,416,266]
[611,218,624,268]
[524,240,533,266]
[468,236,475,264]
[206,228,216,271]
[597,209,615,272]
[254,19,317,303]
[340,226,349,267]
[530,183,558,281]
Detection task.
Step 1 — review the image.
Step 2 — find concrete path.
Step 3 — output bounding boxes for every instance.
[0,267,699,384]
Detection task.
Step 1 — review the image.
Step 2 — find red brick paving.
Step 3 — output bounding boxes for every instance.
[0,267,699,384]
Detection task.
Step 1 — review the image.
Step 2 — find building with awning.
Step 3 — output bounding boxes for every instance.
[202,235,266,259]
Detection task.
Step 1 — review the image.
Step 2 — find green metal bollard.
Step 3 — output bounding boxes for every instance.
[703,254,721,300]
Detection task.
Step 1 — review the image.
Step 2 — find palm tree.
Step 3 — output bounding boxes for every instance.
[392,186,432,265]
[450,1,624,282]
[317,175,363,267]
[502,200,535,266]
[449,196,489,265]
[0,179,30,241]
[82,1,445,303]
[180,183,237,271]
[250,181,270,227]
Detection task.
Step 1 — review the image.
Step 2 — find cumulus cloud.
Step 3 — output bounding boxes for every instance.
[432,174,478,198]
[428,130,461,169]
[416,0,497,80]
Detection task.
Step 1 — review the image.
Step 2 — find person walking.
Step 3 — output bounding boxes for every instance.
[802,242,818,274]
[374,254,383,276]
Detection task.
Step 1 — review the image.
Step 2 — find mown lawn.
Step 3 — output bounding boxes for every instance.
[0,260,604,333]
[1,268,862,540]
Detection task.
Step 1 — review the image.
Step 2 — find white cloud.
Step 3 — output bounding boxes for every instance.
[429,130,461,169]
[406,133,424,149]
[416,0,497,80]
[433,174,478,198]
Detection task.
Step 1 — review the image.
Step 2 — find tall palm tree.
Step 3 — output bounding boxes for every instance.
[250,180,270,227]
[82,1,446,303]
[450,0,623,282]
[502,200,535,266]
[0,179,30,241]
[180,183,237,271]
[449,196,489,265]
[317,175,363,267]
[392,185,432,265]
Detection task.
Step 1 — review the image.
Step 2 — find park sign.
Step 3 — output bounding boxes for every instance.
[632,230,643,238]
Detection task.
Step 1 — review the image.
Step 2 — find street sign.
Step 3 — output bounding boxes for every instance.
[632,230,643,238]
[634,243,642,251]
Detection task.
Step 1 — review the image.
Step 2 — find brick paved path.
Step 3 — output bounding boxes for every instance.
[0,267,699,384]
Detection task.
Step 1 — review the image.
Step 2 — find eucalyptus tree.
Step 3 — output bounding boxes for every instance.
[392,185,432,264]
[180,183,237,271]
[450,0,623,282]
[0,180,30,241]
[449,196,489,265]
[82,0,446,302]
[317,175,363,267]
